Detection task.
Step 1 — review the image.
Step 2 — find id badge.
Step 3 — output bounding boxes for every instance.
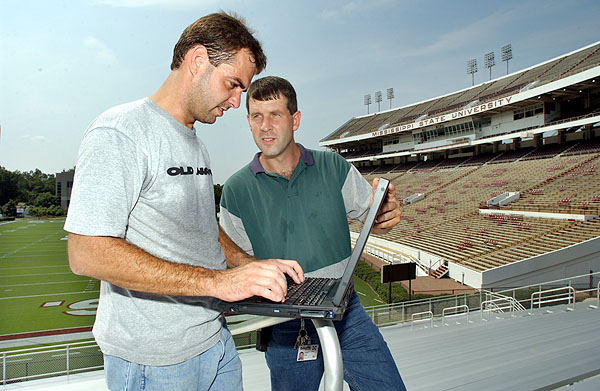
[296,344,319,362]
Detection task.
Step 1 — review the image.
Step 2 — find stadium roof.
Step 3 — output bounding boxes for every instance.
[320,41,600,148]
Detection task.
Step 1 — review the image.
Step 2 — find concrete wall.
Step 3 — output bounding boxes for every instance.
[480,236,600,289]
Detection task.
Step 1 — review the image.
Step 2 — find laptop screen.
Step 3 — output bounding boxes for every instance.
[332,178,389,305]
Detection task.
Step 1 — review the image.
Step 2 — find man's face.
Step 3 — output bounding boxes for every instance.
[189,48,256,124]
[247,94,300,160]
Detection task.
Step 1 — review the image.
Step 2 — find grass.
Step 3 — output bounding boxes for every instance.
[0,218,99,336]
[0,218,383,341]
[353,276,386,307]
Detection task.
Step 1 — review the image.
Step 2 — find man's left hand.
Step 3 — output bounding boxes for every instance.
[371,177,401,233]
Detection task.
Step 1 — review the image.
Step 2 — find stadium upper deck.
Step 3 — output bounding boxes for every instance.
[320,41,600,164]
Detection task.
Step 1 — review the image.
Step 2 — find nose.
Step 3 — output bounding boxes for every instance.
[260,117,272,132]
[227,90,242,109]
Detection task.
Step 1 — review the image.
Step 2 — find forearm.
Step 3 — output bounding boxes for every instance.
[67,233,221,297]
[218,225,254,268]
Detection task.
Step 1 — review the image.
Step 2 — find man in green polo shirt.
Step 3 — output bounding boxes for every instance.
[220,76,406,390]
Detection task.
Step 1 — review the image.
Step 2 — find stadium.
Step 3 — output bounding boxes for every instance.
[1,41,600,390]
[322,40,600,290]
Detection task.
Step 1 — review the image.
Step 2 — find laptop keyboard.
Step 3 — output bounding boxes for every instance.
[285,276,336,306]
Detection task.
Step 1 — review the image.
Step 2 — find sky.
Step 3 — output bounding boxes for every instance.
[1,0,599,185]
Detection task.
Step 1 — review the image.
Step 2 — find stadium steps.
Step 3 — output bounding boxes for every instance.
[429,263,448,279]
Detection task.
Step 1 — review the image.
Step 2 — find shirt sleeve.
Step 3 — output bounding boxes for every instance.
[342,164,372,222]
[64,127,147,238]
[219,183,254,256]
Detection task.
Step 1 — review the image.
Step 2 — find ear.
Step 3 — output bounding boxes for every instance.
[186,45,210,76]
[292,110,301,131]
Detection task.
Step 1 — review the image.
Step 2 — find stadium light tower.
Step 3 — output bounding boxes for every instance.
[467,59,477,86]
[484,51,495,80]
[364,94,372,114]
[501,44,513,75]
[387,87,394,109]
[375,91,382,112]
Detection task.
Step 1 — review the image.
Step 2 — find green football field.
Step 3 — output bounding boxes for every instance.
[0,218,384,339]
[0,218,99,336]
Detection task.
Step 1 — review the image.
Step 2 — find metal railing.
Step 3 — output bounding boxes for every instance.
[410,311,433,329]
[2,271,599,386]
[530,286,576,314]
[1,341,102,386]
[442,305,469,326]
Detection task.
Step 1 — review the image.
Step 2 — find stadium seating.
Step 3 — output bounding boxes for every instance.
[355,149,600,273]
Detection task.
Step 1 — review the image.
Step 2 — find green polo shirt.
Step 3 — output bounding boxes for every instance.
[220,144,371,275]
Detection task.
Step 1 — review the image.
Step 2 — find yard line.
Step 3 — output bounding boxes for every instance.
[6,358,33,363]
[0,265,69,271]
[51,352,81,358]
[0,231,63,259]
[1,280,95,288]
[0,272,75,278]
[0,291,100,300]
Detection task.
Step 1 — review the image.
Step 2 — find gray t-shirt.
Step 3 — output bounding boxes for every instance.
[64,97,225,366]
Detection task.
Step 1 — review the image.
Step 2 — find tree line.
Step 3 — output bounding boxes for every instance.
[0,166,68,217]
[1,166,225,218]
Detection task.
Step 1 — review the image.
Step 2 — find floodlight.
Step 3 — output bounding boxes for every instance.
[467,59,477,86]
[387,88,394,109]
[501,44,513,74]
[375,91,382,112]
[484,52,495,80]
[364,94,372,114]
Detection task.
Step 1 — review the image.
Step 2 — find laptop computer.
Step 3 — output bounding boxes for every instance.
[219,178,390,321]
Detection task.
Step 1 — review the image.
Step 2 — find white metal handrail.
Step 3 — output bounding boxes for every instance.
[530,286,576,314]
[411,311,433,329]
[442,305,469,326]
[589,281,600,309]
[481,298,511,319]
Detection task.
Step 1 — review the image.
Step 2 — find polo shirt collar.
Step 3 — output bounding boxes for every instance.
[250,143,314,176]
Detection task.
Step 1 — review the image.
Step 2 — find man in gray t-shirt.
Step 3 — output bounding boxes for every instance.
[64,13,303,391]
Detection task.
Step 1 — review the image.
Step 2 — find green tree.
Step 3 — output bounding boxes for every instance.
[1,199,17,217]
[33,192,59,208]
[0,167,19,205]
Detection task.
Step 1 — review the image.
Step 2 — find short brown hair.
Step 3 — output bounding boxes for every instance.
[170,12,266,73]
[246,76,298,115]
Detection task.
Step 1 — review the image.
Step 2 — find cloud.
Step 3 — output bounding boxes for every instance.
[404,9,517,58]
[82,37,118,63]
[21,135,50,143]
[319,0,392,20]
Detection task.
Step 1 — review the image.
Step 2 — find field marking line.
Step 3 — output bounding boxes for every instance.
[0,231,63,260]
[1,280,97,288]
[0,291,100,300]
[0,265,69,271]
[0,272,76,278]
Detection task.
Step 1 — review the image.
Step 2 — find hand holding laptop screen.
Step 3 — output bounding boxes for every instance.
[370,177,402,234]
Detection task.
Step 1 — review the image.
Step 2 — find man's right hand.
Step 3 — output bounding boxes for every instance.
[213,259,304,303]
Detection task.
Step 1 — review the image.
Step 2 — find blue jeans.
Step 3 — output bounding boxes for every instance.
[104,327,242,391]
[265,291,406,391]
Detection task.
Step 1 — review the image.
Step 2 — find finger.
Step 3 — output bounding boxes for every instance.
[282,260,305,283]
[369,178,380,207]
[253,284,284,302]
[263,259,305,284]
